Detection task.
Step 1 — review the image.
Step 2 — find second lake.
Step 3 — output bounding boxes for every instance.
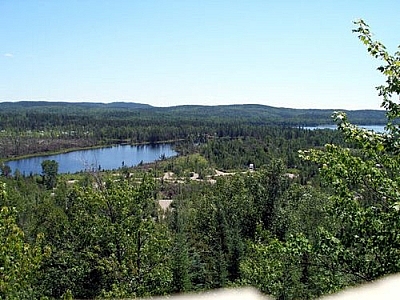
[6,143,177,175]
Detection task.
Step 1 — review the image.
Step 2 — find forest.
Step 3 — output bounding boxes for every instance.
[1,20,400,299]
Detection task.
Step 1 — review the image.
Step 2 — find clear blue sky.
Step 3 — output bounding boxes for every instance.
[1,0,399,109]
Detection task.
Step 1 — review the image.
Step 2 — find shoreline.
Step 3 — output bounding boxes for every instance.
[2,139,184,163]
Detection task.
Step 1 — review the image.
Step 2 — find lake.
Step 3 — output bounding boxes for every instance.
[5,144,177,175]
[302,125,386,132]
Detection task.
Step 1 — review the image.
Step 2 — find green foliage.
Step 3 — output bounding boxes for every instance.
[272,184,329,242]
[41,159,58,189]
[0,164,11,177]
[0,183,50,299]
[166,154,212,178]
[165,161,293,292]
[353,20,400,130]
[36,175,172,299]
[170,202,192,293]
[298,19,400,290]
[240,233,314,299]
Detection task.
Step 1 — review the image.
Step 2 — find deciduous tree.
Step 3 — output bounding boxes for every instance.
[0,183,50,298]
[299,19,400,289]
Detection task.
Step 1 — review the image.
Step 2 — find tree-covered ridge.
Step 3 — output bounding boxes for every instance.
[0,99,385,159]
[0,101,387,127]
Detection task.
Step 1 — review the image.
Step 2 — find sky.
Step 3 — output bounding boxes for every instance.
[1,0,399,110]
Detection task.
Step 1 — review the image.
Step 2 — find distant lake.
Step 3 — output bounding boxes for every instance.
[6,144,177,175]
[303,125,386,133]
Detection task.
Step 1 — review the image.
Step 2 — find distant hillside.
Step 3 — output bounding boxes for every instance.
[0,101,387,125]
[153,104,386,126]
[0,101,152,110]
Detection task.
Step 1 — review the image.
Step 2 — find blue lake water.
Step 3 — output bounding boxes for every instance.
[6,144,177,175]
[303,125,385,133]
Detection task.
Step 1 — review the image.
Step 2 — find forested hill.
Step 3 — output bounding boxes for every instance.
[0,101,153,112]
[158,104,386,125]
[0,101,386,126]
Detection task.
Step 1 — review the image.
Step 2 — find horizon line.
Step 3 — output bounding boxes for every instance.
[0,99,385,111]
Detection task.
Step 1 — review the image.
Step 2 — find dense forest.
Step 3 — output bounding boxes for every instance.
[1,20,400,299]
[0,100,386,159]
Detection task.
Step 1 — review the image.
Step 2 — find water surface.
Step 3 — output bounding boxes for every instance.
[303,125,385,132]
[6,144,176,175]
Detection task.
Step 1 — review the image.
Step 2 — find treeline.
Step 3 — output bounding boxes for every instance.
[0,101,387,127]
[0,101,385,159]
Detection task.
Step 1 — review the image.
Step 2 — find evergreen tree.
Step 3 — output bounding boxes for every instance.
[41,159,58,189]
